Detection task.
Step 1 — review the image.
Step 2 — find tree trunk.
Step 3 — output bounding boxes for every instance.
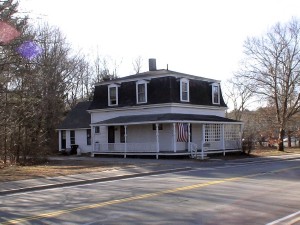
[287,130,292,148]
[277,128,285,151]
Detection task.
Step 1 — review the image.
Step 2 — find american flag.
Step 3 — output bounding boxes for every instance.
[177,123,188,142]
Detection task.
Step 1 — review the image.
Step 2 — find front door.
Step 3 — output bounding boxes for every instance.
[108,126,115,143]
[120,126,125,143]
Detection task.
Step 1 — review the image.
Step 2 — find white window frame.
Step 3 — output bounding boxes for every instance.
[180,78,189,102]
[212,83,220,104]
[86,129,91,145]
[70,130,75,145]
[95,126,100,134]
[136,80,148,104]
[108,84,119,106]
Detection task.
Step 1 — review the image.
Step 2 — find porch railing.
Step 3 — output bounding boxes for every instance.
[94,142,157,153]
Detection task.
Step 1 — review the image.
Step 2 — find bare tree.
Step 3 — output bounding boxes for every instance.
[92,53,120,83]
[132,56,143,74]
[224,75,254,120]
[0,0,28,164]
[236,18,300,151]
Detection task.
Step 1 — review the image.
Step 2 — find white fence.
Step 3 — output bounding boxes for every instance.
[93,139,242,159]
[190,140,242,159]
[94,142,157,153]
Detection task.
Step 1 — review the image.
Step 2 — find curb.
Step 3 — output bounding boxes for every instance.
[0,167,192,196]
[224,155,300,165]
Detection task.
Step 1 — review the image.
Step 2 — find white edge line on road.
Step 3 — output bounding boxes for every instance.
[266,210,300,225]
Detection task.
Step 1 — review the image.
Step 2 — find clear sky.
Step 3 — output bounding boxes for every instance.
[18,0,300,81]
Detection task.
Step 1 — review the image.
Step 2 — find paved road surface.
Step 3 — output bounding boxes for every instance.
[0,157,300,224]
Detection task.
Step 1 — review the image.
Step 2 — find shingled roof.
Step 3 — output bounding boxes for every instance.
[93,113,241,126]
[57,101,91,129]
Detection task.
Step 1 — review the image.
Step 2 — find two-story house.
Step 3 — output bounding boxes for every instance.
[57,59,242,159]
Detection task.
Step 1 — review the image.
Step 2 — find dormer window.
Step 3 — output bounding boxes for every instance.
[212,83,220,104]
[136,80,148,104]
[180,78,189,102]
[108,84,119,106]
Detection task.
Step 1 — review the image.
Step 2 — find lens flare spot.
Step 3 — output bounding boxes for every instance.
[17,41,42,59]
[0,21,20,44]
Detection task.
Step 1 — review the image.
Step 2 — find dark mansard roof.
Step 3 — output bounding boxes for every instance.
[89,69,227,110]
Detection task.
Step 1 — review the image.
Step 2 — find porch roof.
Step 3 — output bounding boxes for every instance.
[92,113,242,126]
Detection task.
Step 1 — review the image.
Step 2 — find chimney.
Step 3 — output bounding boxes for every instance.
[149,58,157,71]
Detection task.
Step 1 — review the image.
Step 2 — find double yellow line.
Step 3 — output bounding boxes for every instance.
[2,165,300,224]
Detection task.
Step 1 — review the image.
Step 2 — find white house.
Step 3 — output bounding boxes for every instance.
[57,59,243,159]
[57,101,92,154]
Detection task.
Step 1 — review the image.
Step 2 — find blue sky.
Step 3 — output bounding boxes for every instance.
[19,0,300,81]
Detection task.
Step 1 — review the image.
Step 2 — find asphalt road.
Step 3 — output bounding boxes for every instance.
[1,158,300,225]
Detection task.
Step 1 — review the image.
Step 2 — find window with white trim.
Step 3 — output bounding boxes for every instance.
[136,80,148,104]
[212,83,220,104]
[180,78,189,102]
[95,126,100,134]
[70,130,75,145]
[152,124,163,130]
[86,129,91,145]
[108,84,118,106]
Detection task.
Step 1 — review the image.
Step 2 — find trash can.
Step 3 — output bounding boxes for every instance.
[70,144,78,155]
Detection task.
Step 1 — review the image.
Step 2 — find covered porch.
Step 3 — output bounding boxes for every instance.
[91,113,243,159]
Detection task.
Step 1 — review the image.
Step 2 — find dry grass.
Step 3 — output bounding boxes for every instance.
[250,147,300,156]
[0,159,133,182]
[1,147,299,182]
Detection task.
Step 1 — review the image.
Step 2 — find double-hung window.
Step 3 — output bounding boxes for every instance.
[136,80,148,104]
[95,126,100,134]
[86,129,91,145]
[212,83,220,104]
[108,84,119,106]
[180,78,189,102]
[70,130,75,145]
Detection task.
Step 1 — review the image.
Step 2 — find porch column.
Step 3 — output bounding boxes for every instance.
[221,124,225,156]
[124,125,127,158]
[239,124,243,150]
[173,123,176,153]
[188,123,191,152]
[91,126,95,157]
[156,123,160,159]
[201,124,206,160]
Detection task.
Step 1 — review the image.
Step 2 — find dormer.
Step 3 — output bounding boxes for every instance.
[211,82,220,105]
[180,78,189,102]
[108,83,119,106]
[136,80,149,104]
